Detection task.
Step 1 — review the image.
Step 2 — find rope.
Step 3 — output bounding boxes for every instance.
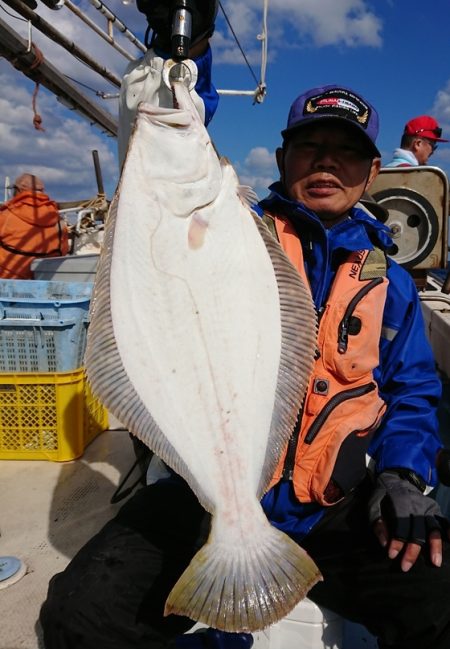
[260,0,269,87]
[32,82,45,131]
[23,42,46,131]
[59,193,109,235]
[28,42,44,69]
[254,0,269,104]
[58,193,108,211]
[78,193,108,211]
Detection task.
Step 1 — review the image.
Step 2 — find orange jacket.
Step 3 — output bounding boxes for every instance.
[266,213,389,506]
[0,191,69,279]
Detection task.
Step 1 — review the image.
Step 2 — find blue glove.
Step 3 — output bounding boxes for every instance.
[368,470,446,545]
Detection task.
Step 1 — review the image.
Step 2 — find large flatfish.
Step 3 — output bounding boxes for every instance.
[85,79,321,632]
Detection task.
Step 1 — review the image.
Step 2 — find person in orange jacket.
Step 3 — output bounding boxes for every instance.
[0,173,69,279]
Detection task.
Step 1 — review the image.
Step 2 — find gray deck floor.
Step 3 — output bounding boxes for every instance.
[0,428,136,649]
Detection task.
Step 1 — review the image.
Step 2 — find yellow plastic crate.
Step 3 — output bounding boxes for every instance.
[0,368,108,461]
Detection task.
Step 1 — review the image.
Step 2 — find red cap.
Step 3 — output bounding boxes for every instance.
[404,115,449,142]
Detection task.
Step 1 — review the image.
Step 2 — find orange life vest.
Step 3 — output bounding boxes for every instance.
[265,212,389,506]
[0,191,69,279]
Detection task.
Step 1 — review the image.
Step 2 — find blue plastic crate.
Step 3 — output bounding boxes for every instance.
[0,279,94,372]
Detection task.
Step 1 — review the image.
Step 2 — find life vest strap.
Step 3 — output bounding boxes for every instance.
[0,220,64,258]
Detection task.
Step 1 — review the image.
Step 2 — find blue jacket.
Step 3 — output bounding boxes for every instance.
[191,46,219,127]
[257,183,442,541]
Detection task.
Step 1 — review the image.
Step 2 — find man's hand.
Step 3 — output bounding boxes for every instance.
[368,470,449,572]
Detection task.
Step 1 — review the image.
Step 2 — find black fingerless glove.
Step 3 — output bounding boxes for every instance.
[368,470,446,545]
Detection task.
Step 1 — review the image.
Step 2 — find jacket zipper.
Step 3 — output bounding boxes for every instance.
[281,382,377,480]
[282,408,303,480]
[337,277,384,353]
[304,382,376,444]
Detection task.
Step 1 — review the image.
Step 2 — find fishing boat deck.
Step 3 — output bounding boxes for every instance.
[0,425,136,649]
[0,424,379,649]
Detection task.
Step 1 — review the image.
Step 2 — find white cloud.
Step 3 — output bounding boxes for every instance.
[244,146,277,173]
[212,0,383,66]
[432,83,450,126]
[0,68,118,202]
[235,146,278,198]
[266,0,382,48]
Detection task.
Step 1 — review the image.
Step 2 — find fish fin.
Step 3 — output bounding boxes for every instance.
[164,522,322,632]
[218,156,259,208]
[85,196,214,513]
[251,215,318,497]
[237,185,260,210]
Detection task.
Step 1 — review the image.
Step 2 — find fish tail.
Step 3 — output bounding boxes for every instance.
[164,525,322,632]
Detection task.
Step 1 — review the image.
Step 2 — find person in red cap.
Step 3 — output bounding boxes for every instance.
[0,173,69,279]
[385,115,449,167]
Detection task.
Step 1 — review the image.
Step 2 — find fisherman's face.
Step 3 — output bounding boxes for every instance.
[276,122,380,226]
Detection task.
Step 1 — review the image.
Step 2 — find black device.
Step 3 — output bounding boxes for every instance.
[436,449,450,487]
[136,0,218,53]
[171,0,193,60]
[39,0,64,9]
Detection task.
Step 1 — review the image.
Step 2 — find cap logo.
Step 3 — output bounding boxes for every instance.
[304,89,371,129]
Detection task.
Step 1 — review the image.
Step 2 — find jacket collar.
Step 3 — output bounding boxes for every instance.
[386,148,419,167]
[258,182,393,251]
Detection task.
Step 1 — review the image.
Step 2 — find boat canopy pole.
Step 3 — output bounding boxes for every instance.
[64,0,146,60]
[2,0,122,87]
[0,15,118,136]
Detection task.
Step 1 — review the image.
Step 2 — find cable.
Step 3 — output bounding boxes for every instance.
[64,73,104,95]
[218,0,259,86]
[0,0,27,21]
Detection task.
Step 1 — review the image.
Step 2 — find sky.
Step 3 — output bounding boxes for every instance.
[1,0,450,203]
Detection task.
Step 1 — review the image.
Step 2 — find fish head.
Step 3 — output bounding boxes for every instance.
[122,81,222,219]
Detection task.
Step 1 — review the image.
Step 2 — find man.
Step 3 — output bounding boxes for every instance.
[385,115,448,167]
[0,174,69,279]
[40,78,450,649]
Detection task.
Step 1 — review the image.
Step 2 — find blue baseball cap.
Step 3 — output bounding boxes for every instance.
[282,84,381,158]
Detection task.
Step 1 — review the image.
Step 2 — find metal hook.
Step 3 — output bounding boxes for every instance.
[26,20,32,53]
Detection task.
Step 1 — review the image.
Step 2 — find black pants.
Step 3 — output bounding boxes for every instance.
[40,479,450,649]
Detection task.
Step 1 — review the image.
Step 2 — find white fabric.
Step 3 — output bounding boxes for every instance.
[117,49,206,169]
[384,148,419,168]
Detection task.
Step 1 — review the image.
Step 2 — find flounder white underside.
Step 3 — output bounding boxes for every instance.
[86,97,317,515]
